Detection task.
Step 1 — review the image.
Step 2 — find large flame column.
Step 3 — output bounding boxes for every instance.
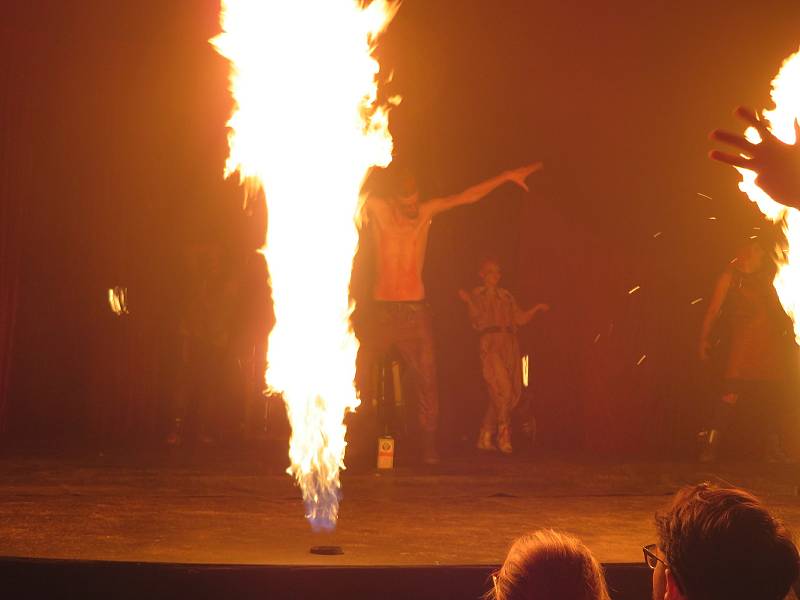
[737,48,800,341]
[211,1,398,530]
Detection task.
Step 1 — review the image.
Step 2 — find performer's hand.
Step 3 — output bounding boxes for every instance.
[709,107,800,209]
[457,289,471,303]
[505,162,544,192]
[536,303,550,313]
[698,338,712,361]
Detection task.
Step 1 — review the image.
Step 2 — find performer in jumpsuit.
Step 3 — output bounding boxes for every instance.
[459,258,549,454]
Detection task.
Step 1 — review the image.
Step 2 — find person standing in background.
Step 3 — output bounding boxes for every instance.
[459,258,549,454]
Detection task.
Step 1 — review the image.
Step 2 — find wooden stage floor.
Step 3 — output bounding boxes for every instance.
[1,450,799,567]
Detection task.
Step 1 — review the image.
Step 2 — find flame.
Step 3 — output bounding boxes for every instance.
[737,47,800,342]
[211,0,398,530]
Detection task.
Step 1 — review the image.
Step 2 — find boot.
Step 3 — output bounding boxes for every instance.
[698,429,721,463]
[422,431,440,465]
[497,425,513,455]
[520,418,536,442]
[699,400,735,463]
[476,430,497,451]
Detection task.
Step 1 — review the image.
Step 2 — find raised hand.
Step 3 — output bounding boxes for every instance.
[505,162,544,192]
[709,107,800,209]
[457,289,471,303]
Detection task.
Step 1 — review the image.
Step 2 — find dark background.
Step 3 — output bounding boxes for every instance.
[2,0,800,457]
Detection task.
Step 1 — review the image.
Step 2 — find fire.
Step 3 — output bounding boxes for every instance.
[211,1,398,530]
[737,47,800,342]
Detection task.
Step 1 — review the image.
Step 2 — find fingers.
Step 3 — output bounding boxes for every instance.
[735,106,761,128]
[735,106,774,139]
[709,129,758,155]
[708,149,753,170]
[513,162,543,176]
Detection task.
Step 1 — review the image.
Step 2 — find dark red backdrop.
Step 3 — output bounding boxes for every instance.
[2,0,799,456]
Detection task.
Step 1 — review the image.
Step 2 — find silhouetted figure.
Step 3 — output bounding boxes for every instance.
[697,240,794,462]
[169,246,236,446]
[228,251,274,442]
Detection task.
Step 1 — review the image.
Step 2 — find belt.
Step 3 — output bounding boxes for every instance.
[479,326,514,336]
[374,300,427,310]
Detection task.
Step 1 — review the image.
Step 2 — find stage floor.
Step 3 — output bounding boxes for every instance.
[1,451,799,566]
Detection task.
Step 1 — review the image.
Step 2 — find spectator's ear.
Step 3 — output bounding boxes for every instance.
[664,570,687,600]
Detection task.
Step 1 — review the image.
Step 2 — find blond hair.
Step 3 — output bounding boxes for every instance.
[490,530,610,600]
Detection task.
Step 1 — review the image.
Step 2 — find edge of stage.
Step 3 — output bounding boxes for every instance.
[0,557,651,600]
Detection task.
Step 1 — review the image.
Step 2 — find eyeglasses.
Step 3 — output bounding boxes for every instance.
[643,544,685,593]
[643,543,666,570]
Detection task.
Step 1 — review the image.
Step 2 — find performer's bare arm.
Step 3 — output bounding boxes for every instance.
[359,193,387,226]
[423,162,543,219]
[709,106,800,209]
[699,270,733,361]
[516,303,550,326]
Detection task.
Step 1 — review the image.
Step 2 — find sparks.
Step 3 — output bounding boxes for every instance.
[211,0,399,530]
[628,285,641,295]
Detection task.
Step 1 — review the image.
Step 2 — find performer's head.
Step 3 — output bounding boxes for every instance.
[491,529,610,600]
[652,482,798,600]
[734,239,767,274]
[390,167,419,218]
[479,258,502,289]
[380,158,420,218]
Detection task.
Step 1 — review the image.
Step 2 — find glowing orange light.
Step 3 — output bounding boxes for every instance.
[737,48,800,342]
[211,0,399,530]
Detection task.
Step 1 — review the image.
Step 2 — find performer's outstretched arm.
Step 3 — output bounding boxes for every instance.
[515,302,550,326]
[709,106,800,209]
[425,162,543,218]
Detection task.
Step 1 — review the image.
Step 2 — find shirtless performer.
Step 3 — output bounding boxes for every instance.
[358,161,543,464]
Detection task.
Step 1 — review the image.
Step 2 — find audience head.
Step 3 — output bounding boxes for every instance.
[653,482,799,600]
[491,529,610,600]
